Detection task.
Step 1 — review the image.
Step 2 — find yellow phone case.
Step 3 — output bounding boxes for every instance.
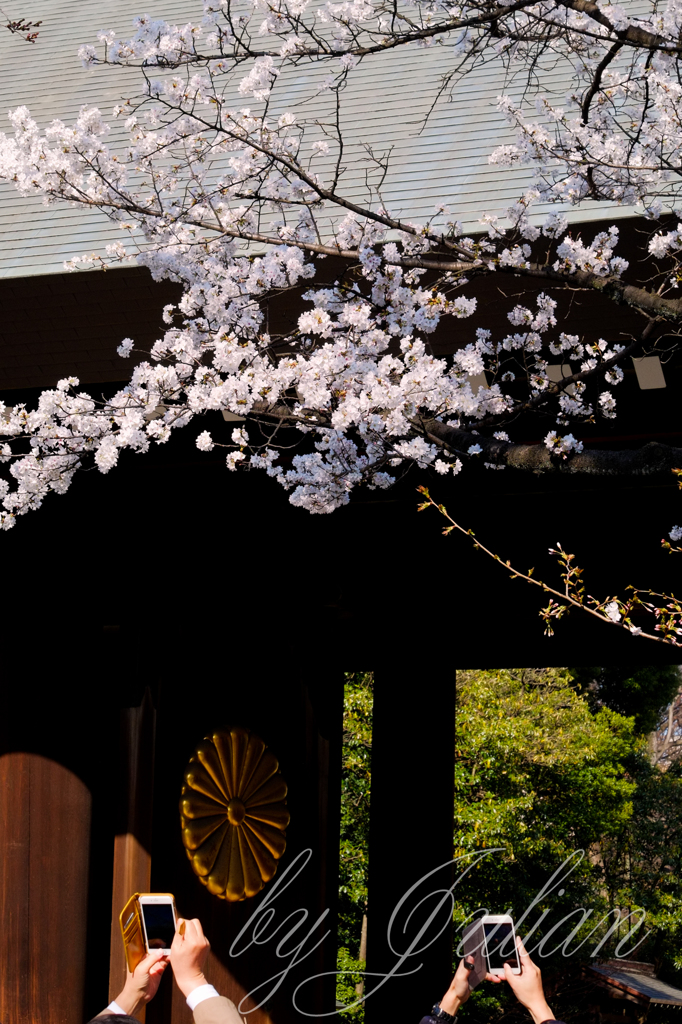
[119,892,176,973]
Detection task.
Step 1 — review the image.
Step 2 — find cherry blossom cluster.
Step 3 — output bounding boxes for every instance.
[492,48,682,208]
[0,0,673,526]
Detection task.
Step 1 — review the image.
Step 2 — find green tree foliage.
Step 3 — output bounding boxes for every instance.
[335,947,367,1022]
[453,668,682,1023]
[338,671,372,952]
[337,671,373,1020]
[334,667,682,1022]
[569,665,681,736]
[454,667,637,876]
[600,755,682,980]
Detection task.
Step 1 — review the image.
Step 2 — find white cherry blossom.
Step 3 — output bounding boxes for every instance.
[0,0,679,526]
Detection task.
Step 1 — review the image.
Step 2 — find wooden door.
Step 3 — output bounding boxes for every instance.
[0,753,91,1024]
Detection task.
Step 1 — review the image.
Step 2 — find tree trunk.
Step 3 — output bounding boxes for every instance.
[356,913,368,997]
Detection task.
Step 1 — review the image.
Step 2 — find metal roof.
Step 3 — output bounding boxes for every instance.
[0,0,634,279]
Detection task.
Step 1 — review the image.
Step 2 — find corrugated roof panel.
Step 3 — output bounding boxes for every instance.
[0,0,634,278]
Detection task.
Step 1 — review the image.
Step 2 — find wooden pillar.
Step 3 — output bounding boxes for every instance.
[108,688,157,1010]
[0,753,92,1024]
[301,669,344,1015]
[365,665,456,1024]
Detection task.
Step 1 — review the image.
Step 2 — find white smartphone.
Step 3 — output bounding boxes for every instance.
[481,914,521,975]
[138,894,178,954]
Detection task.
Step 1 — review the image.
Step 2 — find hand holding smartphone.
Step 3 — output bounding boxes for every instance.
[443,917,558,1023]
[138,894,177,952]
[481,914,521,976]
[119,892,177,972]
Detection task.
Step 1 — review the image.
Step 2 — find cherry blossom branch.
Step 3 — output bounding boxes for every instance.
[1,11,41,43]
[39,158,682,324]
[559,0,669,51]
[29,179,682,325]
[3,6,682,528]
[87,0,682,66]
[417,486,682,645]
[425,430,682,478]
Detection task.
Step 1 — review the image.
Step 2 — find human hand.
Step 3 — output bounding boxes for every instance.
[113,950,169,1015]
[439,956,502,1016]
[170,917,211,998]
[503,937,554,1024]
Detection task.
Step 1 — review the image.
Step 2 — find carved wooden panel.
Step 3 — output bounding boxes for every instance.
[145,667,344,1024]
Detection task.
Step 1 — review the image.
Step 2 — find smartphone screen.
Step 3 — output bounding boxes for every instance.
[484,922,519,970]
[140,902,175,950]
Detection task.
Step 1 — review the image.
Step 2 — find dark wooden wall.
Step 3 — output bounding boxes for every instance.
[0,267,180,391]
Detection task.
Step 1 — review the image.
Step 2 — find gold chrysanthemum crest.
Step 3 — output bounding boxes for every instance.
[180,727,289,901]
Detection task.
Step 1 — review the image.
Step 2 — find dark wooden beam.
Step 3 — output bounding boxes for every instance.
[365,664,456,1024]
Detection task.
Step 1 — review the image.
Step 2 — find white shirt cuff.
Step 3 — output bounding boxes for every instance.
[108,1001,127,1014]
[186,984,220,1010]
